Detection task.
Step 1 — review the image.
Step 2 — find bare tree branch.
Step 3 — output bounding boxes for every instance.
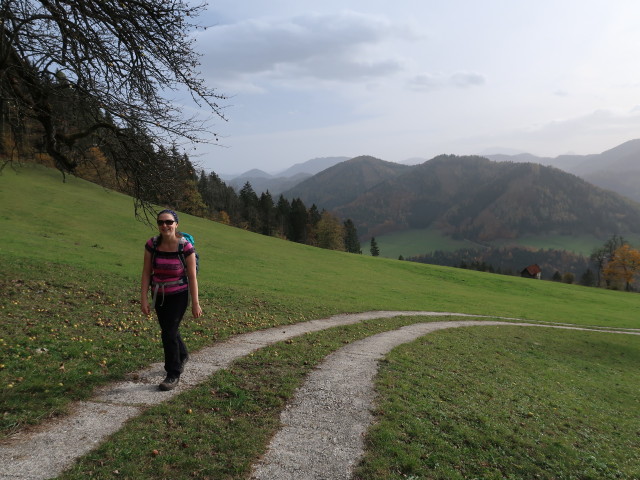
[0,0,227,219]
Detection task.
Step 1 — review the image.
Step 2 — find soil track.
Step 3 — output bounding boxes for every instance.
[1,311,637,480]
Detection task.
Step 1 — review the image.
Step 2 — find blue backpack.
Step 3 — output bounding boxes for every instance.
[178,232,199,274]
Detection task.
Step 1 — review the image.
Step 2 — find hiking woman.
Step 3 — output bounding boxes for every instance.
[141,209,202,391]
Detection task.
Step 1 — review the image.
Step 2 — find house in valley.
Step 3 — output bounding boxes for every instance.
[521,264,542,279]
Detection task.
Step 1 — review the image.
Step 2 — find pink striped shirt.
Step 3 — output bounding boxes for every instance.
[146,238,194,295]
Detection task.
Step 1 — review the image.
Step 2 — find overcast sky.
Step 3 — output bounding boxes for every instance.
[186,0,640,175]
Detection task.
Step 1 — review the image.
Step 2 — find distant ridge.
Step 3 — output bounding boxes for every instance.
[276,156,350,177]
[484,139,640,202]
[225,157,349,196]
[282,153,640,242]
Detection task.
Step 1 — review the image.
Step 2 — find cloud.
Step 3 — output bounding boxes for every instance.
[477,109,640,157]
[531,109,640,136]
[196,11,413,87]
[407,71,486,91]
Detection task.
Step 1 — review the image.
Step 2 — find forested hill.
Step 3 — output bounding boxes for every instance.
[310,155,640,241]
[281,156,410,210]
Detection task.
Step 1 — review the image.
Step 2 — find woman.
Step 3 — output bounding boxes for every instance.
[141,209,202,391]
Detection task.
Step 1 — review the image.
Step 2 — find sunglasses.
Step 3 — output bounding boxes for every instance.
[157,219,175,226]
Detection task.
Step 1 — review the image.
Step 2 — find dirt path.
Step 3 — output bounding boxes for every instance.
[1,312,637,480]
[250,320,639,479]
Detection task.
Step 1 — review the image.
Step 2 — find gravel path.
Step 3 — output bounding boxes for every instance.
[1,311,637,480]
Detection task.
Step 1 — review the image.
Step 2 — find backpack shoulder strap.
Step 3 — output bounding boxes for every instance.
[177,237,188,272]
[149,236,159,283]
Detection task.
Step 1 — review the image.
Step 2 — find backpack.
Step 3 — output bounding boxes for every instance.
[151,232,199,276]
[178,232,200,274]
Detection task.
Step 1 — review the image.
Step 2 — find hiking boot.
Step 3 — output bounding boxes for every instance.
[179,355,189,374]
[159,376,179,391]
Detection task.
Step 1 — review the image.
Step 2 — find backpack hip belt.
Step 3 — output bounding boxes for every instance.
[151,279,186,309]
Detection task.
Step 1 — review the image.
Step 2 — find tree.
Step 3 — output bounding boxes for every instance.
[305,204,322,246]
[258,191,276,236]
[343,219,361,254]
[591,234,627,287]
[197,169,241,222]
[589,246,608,287]
[604,244,640,291]
[370,237,380,257]
[289,198,308,243]
[275,195,291,239]
[316,211,345,251]
[239,182,260,231]
[579,268,596,287]
[1,0,227,219]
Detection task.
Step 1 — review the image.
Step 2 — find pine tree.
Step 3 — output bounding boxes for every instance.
[275,195,291,239]
[289,198,309,243]
[343,219,361,254]
[370,237,380,257]
[239,182,260,231]
[259,191,276,236]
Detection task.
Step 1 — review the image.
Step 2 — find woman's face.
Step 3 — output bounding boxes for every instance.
[157,213,177,236]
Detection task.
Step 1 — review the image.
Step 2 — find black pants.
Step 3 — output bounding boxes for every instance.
[155,290,189,377]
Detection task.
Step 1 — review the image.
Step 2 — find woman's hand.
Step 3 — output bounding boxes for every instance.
[192,302,203,318]
[141,301,151,316]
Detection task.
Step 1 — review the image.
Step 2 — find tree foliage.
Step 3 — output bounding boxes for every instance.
[604,244,640,291]
[316,211,345,251]
[193,177,361,253]
[343,219,361,254]
[409,246,590,281]
[370,237,380,257]
[1,0,226,219]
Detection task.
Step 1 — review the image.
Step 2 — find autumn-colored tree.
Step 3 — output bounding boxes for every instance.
[591,234,627,287]
[217,211,231,225]
[316,211,345,251]
[604,244,640,291]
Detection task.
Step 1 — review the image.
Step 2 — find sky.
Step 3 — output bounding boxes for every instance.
[183,0,640,175]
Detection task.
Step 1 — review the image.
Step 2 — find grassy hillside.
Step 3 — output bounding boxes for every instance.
[2,165,639,477]
[2,165,640,326]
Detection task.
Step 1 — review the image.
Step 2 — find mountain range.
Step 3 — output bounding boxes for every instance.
[225,139,640,204]
[280,154,640,243]
[224,156,349,195]
[484,139,640,202]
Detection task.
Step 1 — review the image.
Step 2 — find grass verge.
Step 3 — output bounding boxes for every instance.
[355,326,640,480]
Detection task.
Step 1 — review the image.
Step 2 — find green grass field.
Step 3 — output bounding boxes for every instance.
[374,226,637,260]
[1,164,639,478]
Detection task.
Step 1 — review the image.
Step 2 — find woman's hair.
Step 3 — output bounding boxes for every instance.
[155,209,182,247]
